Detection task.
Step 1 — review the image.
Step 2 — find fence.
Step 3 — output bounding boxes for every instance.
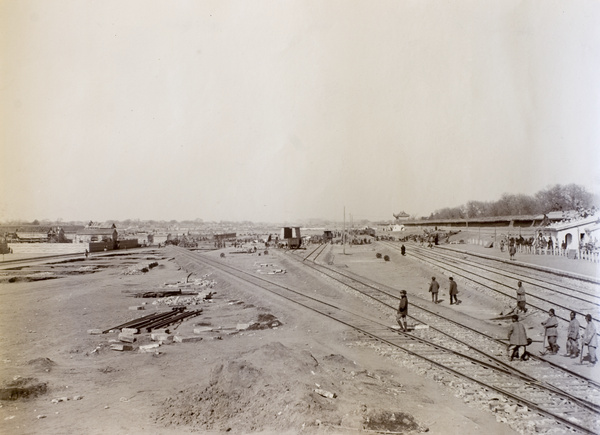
[467,238,600,263]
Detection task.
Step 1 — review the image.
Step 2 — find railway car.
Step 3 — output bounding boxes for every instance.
[281,227,302,249]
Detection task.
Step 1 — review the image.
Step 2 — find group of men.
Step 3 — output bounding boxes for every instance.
[396,279,598,366]
[540,308,597,365]
[427,276,458,305]
[509,309,597,365]
[510,281,597,365]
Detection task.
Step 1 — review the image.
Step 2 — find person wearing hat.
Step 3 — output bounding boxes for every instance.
[583,314,597,366]
[396,290,408,332]
[508,314,530,361]
[449,277,458,305]
[566,311,580,358]
[428,277,440,304]
[515,281,527,314]
[541,308,559,355]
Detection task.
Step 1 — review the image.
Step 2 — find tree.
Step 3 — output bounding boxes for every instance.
[535,184,593,213]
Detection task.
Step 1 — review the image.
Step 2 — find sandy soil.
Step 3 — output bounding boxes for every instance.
[0,245,518,435]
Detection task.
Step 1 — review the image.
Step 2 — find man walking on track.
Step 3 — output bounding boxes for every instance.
[541,309,559,355]
[583,314,597,366]
[429,277,439,304]
[566,311,580,358]
[516,281,527,314]
[397,290,408,332]
[449,277,458,305]
[508,314,530,361]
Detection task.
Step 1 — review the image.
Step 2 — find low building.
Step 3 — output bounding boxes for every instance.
[74,222,118,248]
[544,213,600,253]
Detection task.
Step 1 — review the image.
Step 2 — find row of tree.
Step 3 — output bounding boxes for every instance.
[428,184,597,220]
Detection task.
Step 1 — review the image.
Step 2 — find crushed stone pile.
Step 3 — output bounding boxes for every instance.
[152,291,214,306]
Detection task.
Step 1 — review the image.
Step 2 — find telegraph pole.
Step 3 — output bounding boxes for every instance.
[343,206,346,255]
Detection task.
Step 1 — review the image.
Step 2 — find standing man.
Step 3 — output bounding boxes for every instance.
[396,290,408,332]
[449,277,458,305]
[583,314,597,366]
[400,245,406,256]
[508,315,530,361]
[509,243,517,261]
[566,311,580,358]
[429,277,440,304]
[541,309,559,355]
[516,281,527,314]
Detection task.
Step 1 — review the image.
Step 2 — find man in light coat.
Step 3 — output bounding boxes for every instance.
[516,281,527,314]
[583,314,597,366]
[508,314,530,361]
[566,311,580,358]
[542,309,559,355]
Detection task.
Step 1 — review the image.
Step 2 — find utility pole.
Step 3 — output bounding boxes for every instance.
[343,206,346,255]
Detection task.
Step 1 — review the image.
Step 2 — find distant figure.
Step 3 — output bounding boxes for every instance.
[400,245,406,256]
[428,277,439,304]
[84,249,89,259]
[516,281,527,314]
[448,277,458,305]
[396,290,408,332]
[509,244,517,261]
[566,311,580,359]
[508,315,530,361]
[583,314,597,366]
[541,309,559,355]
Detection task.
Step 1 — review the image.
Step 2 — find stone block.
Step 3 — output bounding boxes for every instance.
[138,343,160,353]
[87,329,103,335]
[193,327,213,334]
[118,333,136,343]
[236,323,251,331]
[151,332,173,343]
[111,344,134,351]
[128,306,145,311]
[174,335,203,343]
[121,328,138,334]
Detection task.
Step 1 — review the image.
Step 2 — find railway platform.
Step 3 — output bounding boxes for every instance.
[440,243,600,283]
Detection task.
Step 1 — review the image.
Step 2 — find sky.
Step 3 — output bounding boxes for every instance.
[1,1,599,224]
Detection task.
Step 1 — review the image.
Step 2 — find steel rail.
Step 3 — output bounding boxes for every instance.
[381,240,600,331]
[172,246,599,434]
[102,308,185,333]
[144,310,203,332]
[291,246,600,412]
[404,242,600,306]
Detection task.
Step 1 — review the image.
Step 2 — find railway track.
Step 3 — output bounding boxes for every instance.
[172,245,599,434]
[379,241,600,337]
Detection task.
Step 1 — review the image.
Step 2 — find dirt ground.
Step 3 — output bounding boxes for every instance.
[0,245,518,435]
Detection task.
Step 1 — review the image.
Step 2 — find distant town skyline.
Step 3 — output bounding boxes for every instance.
[2,2,599,224]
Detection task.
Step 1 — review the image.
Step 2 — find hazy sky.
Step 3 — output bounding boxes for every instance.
[2,1,599,223]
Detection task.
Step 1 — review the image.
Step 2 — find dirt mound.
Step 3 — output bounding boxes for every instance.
[364,410,421,432]
[0,377,48,400]
[27,357,57,372]
[321,354,358,371]
[155,342,326,432]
